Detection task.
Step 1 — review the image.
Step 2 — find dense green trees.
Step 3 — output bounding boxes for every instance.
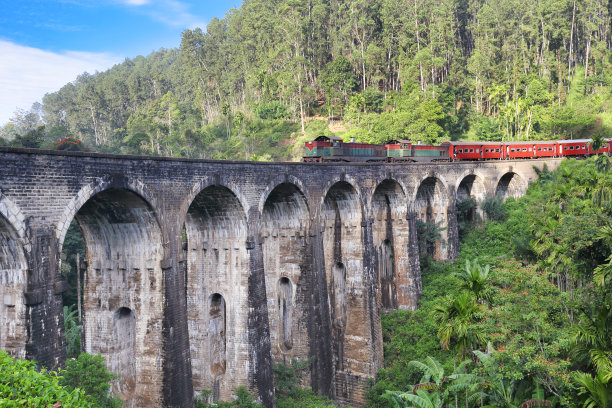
[1,0,610,159]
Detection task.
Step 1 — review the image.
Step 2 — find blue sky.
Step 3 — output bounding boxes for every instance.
[0,0,240,125]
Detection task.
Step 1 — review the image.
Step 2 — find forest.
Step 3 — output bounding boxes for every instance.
[0,0,611,159]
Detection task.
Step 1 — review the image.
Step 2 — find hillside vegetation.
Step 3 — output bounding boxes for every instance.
[1,0,611,159]
[369,156,612,407]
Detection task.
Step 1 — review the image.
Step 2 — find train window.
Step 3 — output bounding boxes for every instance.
[458,149,462,153]
[476,149,479,153]
[495,148,500,152]
[510,148,515,152]
[582,146,585,149]
[537,147,542,151]
[470,148,474,153]
[522,148,527,152]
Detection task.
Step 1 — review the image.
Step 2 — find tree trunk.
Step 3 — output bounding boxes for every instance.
[568,0,576,94]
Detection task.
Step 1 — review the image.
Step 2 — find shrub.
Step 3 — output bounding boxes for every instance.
[0,350,92,407]
[60,353,122,408]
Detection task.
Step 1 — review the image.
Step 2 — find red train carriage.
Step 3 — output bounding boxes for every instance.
[443,141,504,160]
[557,139,589,157]
[506,142,539,159]
[531,141,557,157]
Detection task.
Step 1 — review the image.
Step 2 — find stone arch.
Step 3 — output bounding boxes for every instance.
[371,179,408,310]
[495,172,527,200]
[0,211,28,359]
[74,188,165,407]
[456,173,487,221]
[413,176,451,260]
[319,174,365,219]
[261,182,310,368]
[321,181,368,376]
[366,175,409,214]
[180,178,250,232]
[185,185,249,402]
[56,177,159,254]
[258,174,310,216]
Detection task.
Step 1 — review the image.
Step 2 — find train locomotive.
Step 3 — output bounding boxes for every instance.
[303,135,612,163]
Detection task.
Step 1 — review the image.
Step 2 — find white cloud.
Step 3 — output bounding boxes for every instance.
[120,0,150,5]
[0,40,121,126]
[136,0,206,29]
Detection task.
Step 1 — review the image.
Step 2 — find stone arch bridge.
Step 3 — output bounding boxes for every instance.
[0,147,560,407]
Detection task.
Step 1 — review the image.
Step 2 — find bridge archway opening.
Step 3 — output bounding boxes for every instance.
[321,181,363,375]
[457,174,486,221]
[0,214,27,359]
[371,179,407,310]
[185,185,248,401]
[71,188,164,406]
[496,172,526,200]
[261,183,309,366]
[414,177,449,260]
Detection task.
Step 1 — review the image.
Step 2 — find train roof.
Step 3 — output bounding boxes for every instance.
[445,140,592,145]
[556,139,592,143]
[386,139,412,144]
[443,141,504,145]
[314,135,343,142]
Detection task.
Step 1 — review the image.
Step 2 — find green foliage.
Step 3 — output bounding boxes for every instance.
[0,350,92,407]
[416,220,445,260]
[60,219,85,307]
[481,196,506,221]
[453,259,492,303]
[194,386,262,408]
[272,358,339,407]
[431,292,485,359]
[60,353,122,408]
[63,305,81,359]
[255,101,290,120]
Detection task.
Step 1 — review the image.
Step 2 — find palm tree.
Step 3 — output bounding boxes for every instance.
[573,371,611,408]
[383,357,481,408]
[590,134,605,153]
[432,292,485,360]
[453,259,492,304]
[385,389,444,408]
[572,304,612,383]
[593,225,612,289]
